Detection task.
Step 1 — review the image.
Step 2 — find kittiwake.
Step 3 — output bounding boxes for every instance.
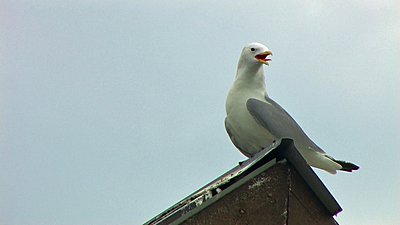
[225,42,359,174]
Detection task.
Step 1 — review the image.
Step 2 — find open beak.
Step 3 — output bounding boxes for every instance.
[255,50,272,65]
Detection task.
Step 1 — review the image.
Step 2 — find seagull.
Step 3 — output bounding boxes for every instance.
[225,42,359,174]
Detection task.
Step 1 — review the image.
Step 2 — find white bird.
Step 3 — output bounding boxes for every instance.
[225,42,359,174]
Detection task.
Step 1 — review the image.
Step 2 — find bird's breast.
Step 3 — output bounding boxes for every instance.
[226,87,276,156]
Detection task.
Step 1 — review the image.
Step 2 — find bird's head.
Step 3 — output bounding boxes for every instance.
[240,42,272,66]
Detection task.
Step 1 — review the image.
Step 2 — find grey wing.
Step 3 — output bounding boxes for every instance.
[246,97,325,153]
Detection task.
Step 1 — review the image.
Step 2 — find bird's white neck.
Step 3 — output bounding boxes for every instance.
[235,63,267,96]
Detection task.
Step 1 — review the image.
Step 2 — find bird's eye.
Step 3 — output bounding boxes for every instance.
[250,48,256,51]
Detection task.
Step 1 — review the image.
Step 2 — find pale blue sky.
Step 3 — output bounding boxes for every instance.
[1,1,399,225]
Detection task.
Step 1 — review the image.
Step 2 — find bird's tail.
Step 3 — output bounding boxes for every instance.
[332,159,360,172]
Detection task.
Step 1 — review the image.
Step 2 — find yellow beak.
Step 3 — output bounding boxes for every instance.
[255,50,273,65]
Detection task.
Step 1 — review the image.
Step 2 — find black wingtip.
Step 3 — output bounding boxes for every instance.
[334,160,360,172]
